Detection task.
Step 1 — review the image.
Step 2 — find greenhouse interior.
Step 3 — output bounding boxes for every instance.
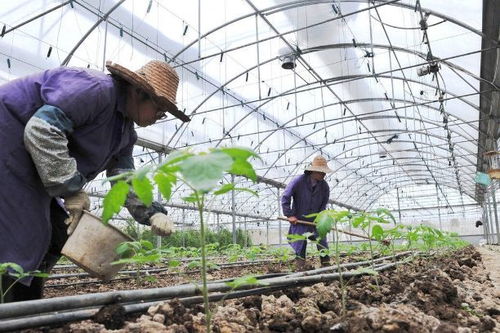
[0,0,499,332]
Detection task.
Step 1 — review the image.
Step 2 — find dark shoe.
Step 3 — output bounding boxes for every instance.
[320,255,331,267]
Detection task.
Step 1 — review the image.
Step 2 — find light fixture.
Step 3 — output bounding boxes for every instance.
[417,62,439,77]
[279,47,297,70]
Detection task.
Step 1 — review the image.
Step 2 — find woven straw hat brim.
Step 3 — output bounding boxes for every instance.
[305,165,333,174]
[106,62,190,122]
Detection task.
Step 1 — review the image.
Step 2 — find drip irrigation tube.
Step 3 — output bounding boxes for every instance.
[48,258,279,280]
[0,261,401,331]
[286,251,414,278]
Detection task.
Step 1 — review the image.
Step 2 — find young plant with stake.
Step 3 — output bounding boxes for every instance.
[102,147,259,333]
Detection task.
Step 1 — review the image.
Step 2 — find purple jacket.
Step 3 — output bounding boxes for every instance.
[0,67,136,275]
[281,173,330,222]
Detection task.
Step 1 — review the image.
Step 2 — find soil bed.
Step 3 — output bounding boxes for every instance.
[22,246,500,332]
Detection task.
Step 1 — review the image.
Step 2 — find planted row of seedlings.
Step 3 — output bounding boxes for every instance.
[2,148,499,331]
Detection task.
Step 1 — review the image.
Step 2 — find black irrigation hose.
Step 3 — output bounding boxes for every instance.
[48,258,280,280]
[0,262,401,331]
[285,251,414,278]
[0,253,406,321]
[51,254,277,270]
[47,270,289,289]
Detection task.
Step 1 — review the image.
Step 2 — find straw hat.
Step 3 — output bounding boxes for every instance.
[305,155,333,174]
[106,60,189,122]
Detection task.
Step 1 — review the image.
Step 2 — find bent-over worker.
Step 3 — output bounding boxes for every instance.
[0,60,189,302]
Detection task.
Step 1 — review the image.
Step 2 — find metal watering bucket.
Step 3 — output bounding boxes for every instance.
[61,211,133,281]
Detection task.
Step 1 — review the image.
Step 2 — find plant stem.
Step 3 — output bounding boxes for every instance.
[367,220,380,289]
[197,194,212,333]
[334,223,346,314]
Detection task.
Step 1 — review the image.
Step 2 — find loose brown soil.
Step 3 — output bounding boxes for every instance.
[22,246,500,332]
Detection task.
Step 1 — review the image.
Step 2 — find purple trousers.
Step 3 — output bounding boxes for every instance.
[288,224,328,259]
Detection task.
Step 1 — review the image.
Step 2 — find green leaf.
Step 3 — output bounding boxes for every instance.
[134,165,152,180]
[229,159,257,181]
[182,194,198,203]
[287,234,308,243]
[168,260,181,268]
[102,171,133,184]
[374,208,396,224]
[140,240,154,250]
[132,176,153,206]
[213,183,235,195]
[163,150,192,166]
[225,275,268,289]
[154,172,176,201]
[180,152,233,192]
[371,224,384,240]
[116,242,134,257]
[315,212,334,239]
[187,261,202,270]
[102,181,130,223]
[216,147,259,181]
[0,263,24,275]
[352,215,365,228]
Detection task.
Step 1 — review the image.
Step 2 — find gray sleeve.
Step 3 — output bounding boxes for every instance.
[23,105,86,197]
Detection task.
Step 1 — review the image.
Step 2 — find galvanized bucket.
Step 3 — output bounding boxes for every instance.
[61,211,133,280]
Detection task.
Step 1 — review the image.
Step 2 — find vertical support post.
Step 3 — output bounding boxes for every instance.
[266,217,269,247]
[482,201,490,244]
[216,213,220,231]
[492,185,500,244]
[396,187,401,225]
[231,174,236,244]
[182,208,186,248]
[156,153,162,248]
[435,183,442,230]
[244,217,248,248]
[277,188,282,246]
[487,193,494,245]
[102,20,108,71]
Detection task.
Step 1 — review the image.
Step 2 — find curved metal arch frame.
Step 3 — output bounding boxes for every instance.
[353,175,475,210]
[209,44,482,150]
[277,129,476,184]
[330,140,476,176]
[339,169,475,201]
[251,97,479,155]
[362,178,477,210]
[172,0,487,65]
[199,72,478,116]
[271,127,476,202]
[169,25,486,149]
[333,151,476,195]
[259,113,478,180]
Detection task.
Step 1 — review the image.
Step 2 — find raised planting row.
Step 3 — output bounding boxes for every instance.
[0,252,416,331]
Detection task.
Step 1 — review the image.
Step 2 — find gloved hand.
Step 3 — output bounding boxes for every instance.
[150,213,175,236]
[63,190,90,235]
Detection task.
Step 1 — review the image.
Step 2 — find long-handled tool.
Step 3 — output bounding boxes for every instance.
[277,216,389,245]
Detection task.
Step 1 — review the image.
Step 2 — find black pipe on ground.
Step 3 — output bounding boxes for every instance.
[0,261,399,331]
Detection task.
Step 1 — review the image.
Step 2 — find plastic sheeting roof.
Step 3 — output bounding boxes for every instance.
[0,0,490,221]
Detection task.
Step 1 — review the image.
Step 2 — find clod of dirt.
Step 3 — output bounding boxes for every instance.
[121,314,170,332]
[211,304,259,332]
[333,303,441,332]
[92,303,126,330]
[261,294,297,331]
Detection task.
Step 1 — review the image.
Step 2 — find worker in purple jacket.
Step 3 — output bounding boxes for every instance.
[0,60,189,302]
[281,155,332,270]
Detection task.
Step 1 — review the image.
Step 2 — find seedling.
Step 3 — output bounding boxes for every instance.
[0,262,48,303]
[102,147,259,332]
